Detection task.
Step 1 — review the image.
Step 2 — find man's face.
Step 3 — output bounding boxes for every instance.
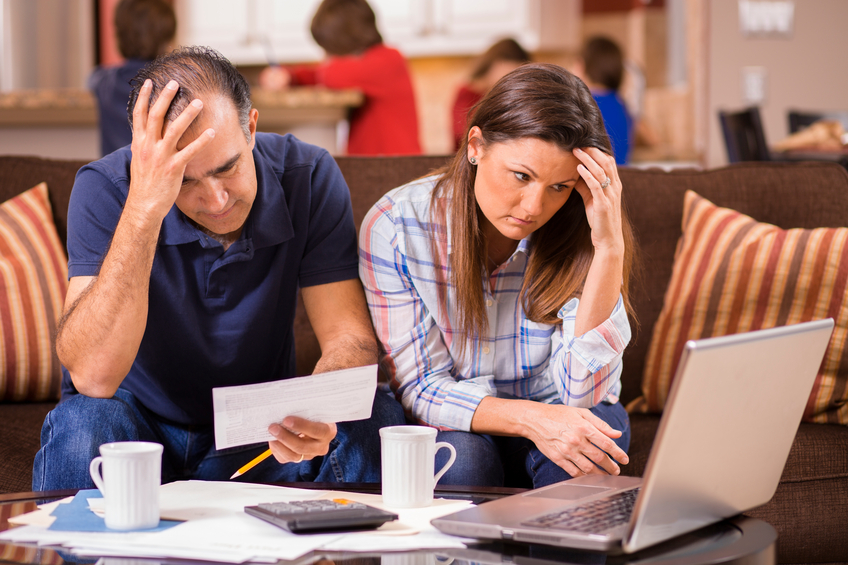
[174,96,258,239]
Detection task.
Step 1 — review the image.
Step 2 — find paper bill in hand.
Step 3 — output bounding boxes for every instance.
[213,364,377,450]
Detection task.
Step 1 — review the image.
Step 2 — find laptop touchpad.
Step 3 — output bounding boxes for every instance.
[525,484,611,501]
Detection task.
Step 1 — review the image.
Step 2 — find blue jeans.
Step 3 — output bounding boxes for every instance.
[33,387,405,491]
[435,400,630,489]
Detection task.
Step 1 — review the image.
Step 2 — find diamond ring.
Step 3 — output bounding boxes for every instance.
[600,177,611,189]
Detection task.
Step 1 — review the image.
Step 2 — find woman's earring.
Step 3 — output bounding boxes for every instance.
[469,157,477,165]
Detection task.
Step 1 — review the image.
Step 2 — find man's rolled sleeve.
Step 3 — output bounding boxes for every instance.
[66,166,127,278]
[297,152,360,287]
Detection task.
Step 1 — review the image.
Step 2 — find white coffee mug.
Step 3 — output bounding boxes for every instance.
[380,425,456,508]
[89,441,163,530]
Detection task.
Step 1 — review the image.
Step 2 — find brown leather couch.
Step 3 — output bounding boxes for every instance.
[1,154,846,563]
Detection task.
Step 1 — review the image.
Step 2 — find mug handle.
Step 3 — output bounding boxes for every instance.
[89,456,106,495]
[433,442,457,485]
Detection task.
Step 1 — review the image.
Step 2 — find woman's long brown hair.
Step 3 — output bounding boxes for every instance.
[430,63,638,352]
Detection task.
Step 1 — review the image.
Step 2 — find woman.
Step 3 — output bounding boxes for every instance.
[359,63,638,488]
[259,0,420,156]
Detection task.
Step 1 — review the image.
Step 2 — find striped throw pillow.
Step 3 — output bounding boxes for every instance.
[0,182,68,401]
[630,190,848,424]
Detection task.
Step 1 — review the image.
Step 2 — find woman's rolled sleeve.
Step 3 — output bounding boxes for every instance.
[547,295,631,407]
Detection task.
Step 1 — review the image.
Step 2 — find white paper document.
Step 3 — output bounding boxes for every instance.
[1,481,475,563]
[213,364,378,449]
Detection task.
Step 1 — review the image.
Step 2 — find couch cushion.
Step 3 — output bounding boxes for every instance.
[630,190,848,424]
[0,156,88,248]
[0,183,68,401]
[617,162,848,407]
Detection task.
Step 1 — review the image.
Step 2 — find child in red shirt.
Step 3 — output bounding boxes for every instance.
[451,39,530,151]
[260,0,421,156]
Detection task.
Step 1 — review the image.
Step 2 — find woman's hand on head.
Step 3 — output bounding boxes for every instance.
[572,147,625,256]
[519,401,629,477]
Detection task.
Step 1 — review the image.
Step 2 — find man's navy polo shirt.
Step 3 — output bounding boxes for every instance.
[61,133,359,425]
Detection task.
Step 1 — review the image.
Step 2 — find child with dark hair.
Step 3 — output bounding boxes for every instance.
[260,0,420,156]
[88,0,176,156]
[575,36,633,165]
[451,38,531,151]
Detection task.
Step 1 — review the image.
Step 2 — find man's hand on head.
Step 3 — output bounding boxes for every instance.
[126,79,216,224]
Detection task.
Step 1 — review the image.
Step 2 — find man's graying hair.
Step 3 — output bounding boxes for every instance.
[128,46,252,141]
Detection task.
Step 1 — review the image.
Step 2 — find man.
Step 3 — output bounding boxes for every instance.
[33,46,404,491]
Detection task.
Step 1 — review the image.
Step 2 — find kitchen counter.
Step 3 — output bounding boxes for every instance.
[0,89,96,126]
[251,87,362,128]
[0,87,363,159]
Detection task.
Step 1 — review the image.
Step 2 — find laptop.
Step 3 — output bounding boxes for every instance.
[432,319,834,553]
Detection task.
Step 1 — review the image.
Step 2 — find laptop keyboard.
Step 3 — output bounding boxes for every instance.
[522,488,640,533]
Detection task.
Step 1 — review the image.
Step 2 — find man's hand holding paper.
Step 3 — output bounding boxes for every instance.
[268,417,337,464]
[212,365,379,452]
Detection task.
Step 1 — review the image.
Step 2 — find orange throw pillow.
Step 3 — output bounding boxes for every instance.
[0,182,68,401]
[630,190,848,424]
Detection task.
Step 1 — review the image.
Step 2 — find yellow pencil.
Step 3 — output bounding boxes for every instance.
[230,448,272,479]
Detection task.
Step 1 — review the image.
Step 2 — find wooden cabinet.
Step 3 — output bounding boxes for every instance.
[175,0,579,65]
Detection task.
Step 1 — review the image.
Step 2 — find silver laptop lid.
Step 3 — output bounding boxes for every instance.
[623,318,834,552]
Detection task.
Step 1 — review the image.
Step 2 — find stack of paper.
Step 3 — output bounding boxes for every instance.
[1,481,474,563]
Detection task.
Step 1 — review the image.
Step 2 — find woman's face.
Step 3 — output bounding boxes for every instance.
[468,128,581,248]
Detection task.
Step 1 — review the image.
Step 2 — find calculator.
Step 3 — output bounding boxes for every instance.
[244,499,398,533]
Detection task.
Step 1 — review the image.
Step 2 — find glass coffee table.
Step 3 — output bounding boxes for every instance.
[0,485,777,565]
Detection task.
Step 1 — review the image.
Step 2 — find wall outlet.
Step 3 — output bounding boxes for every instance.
[742,66,767,104]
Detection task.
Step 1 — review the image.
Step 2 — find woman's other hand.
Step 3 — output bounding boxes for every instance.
[471,397,629,478]
[519,400,629,477]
